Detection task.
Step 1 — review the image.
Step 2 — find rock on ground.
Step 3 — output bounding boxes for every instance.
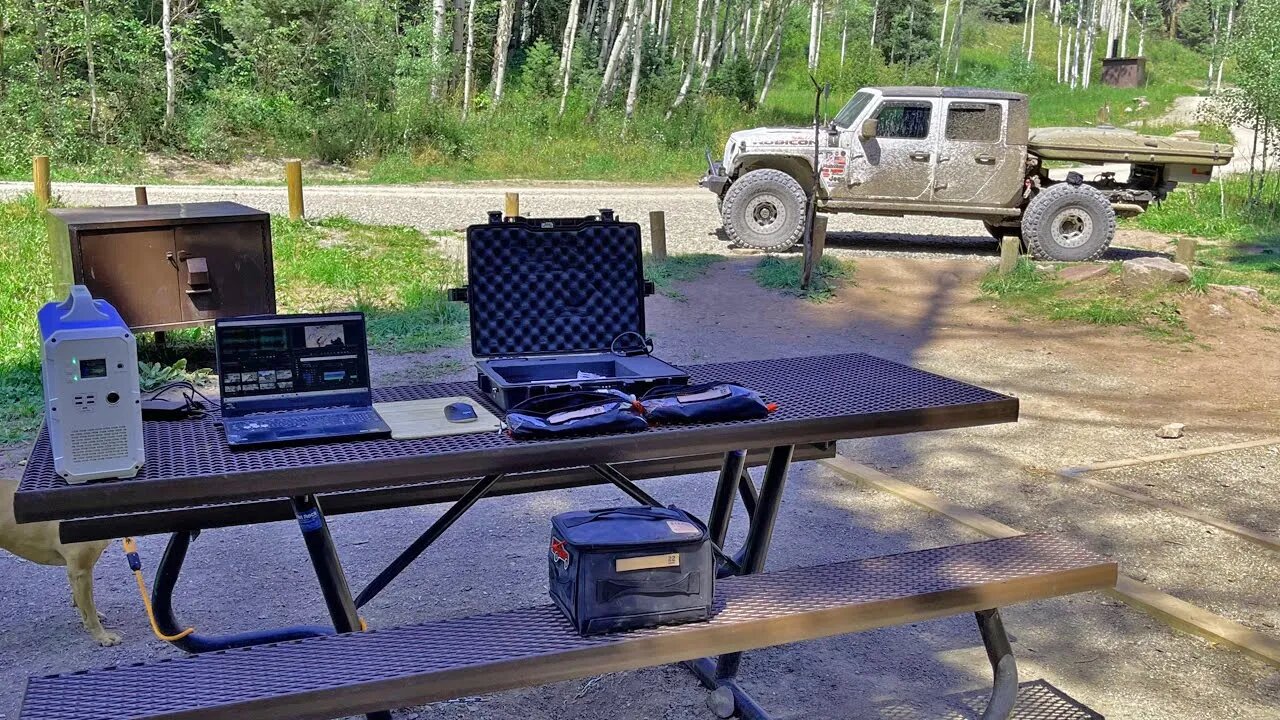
[1157,422,1187,439]
[1057,263,1111,283]
[1122,257,1191,287]
[1209,284,1263,303]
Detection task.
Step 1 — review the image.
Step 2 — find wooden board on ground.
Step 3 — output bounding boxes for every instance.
[819,455,1280,668]
[374,396,502,440]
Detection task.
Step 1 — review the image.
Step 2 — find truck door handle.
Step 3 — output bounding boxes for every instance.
[910,152,931,161]
[976,154,997,164]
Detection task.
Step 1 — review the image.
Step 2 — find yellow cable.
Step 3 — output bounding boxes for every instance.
[123,537,195,642]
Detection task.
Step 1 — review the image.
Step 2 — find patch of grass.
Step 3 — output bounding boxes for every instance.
[1131,177,1280,303]
[271,217,469,352]
[752,255,856,302]
[980,259,1192,341]
[644,253,725,301]
[1140,123,1237,145]
[0,194,54,444]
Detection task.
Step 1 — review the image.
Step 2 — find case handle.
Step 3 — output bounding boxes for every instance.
[598,572,698,603]
[448,287,469,303]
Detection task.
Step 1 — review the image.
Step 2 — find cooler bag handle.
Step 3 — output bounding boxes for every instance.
[598,572,700,603]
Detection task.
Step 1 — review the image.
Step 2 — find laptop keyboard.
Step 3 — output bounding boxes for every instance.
[265,410,380,430]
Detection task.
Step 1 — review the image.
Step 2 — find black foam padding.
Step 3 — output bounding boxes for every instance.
[465,215,646,357]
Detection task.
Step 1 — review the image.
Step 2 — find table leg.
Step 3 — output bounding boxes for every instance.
[975,608,1019,720]
[707,450,746,548]
[290,495,393,720]
[689,445,795,719]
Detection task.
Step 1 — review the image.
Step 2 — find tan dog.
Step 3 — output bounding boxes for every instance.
[1,479,122,646]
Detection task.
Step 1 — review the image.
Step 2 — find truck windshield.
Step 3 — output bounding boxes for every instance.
[833,91,874,129]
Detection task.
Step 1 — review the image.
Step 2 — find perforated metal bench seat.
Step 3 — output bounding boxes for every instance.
[21,534,1115,720]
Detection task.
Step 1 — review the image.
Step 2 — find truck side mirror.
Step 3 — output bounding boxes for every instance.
[859,118,878,141]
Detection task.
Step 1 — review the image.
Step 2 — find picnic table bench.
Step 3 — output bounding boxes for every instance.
[15,353,1117,720]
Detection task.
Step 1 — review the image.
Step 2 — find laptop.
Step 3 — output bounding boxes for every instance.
[215,312,391,448]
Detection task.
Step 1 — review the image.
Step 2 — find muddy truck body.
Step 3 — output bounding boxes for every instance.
[700,86,1234,261]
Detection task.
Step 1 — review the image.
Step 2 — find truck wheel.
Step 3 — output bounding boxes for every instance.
[721,169,807,252]
[1021,183,1115,261]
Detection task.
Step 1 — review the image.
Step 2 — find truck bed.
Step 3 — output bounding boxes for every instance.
[1029,126,1234,166]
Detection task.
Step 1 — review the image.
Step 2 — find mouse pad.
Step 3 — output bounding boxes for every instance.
[373,396,503,440]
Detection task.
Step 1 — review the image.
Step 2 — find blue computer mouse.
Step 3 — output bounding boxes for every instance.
[445,402,478,423]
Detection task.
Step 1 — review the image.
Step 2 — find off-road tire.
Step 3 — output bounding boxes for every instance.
[983,221,1021,240]
[1021,183,1116,261]
[721,169,808,252]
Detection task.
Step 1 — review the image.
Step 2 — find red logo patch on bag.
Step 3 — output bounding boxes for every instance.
[550,537,570,568]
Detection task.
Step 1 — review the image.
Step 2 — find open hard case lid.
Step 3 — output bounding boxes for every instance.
[451,209,655,358]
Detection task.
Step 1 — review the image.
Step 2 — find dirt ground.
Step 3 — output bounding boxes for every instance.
[1,221,1278,719]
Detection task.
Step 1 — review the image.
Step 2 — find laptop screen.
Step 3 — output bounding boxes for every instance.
[216,314,372,410]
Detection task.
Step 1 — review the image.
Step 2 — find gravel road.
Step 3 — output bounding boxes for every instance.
[0,179,1009,262]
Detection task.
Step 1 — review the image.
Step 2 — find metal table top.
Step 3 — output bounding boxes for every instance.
[17,353,1018,524]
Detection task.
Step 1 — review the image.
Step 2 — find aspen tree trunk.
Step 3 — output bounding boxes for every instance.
[1216,2,1233,91]
[558,0,583,114]
[667,0,705,116]
[840,15,847,68]
[1207,1,1219,87]
[430,0,447,100]
[870,0,879,49]
[582,0,600,41]
[599,0,619,69]
[1136,6,1145,56]
[162,0,176,126]
[814,0,822,68]
[624,0,644,126]
[453,0,466,54]
[1120,0,1129,56]
[1022,0,1031,51]
[82,0,97,133]
[1057,20,1064,82]
[491,0,515,105]
[559,0,583,80]
[1083,0,1097,87]
[1027,0,1036,62]
[758,17,784,104]
[1070,0,1082,88]
[808,0,819,69]
[937,0,952,83]
[950,0,966,77]
[697,0,724,90]
[596,0,638,111]
[463,0,478,118]
[660,0,674,50]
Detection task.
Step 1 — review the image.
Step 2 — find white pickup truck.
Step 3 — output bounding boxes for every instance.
[701,86,1234,261]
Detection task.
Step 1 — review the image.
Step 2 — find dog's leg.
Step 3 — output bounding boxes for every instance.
[66,545,122,647]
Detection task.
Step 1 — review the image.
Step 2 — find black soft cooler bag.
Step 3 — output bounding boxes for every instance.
[549,506,714,635]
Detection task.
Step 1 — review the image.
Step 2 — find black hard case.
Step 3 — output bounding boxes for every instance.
[452,210,689,410]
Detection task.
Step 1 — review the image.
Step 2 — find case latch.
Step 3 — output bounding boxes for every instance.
[643,280,655,296]
[448,286,469,303]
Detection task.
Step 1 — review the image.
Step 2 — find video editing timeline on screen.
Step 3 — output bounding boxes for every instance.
[219,320,368,400]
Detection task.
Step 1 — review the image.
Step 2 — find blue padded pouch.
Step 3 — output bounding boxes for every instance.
[506,389,648,439]
[640,382,773,424]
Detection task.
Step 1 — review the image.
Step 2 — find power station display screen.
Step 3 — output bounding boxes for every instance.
[217,317,370,401]
[79,358,108,379]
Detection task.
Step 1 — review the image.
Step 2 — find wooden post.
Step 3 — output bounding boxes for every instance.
[504,192,520,218]
[649,210,667,261]
[285,159,304,221]
[801,214,829,290]
[33,155,51,209]
[999,237,1021,275]
[134,186,149,206]
[1175,237,1196,267]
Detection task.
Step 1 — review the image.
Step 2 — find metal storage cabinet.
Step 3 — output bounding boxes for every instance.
[46,202,276,331]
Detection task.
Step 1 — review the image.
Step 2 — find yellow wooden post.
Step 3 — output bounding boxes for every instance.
[285,159,304,221]
[134,186,149,206]
[33,155,51,209]
[504,192,520,218]
[1175,237,1197,267]
[649,210,667,261]
[999,237,1021,276]
[800,215,829,290]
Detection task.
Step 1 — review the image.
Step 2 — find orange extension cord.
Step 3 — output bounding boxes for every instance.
[122,537,195,642]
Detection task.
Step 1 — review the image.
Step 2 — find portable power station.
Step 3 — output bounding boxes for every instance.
[38,286,144,483]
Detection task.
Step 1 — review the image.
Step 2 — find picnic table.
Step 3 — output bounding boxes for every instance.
[14,353,1116,720]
